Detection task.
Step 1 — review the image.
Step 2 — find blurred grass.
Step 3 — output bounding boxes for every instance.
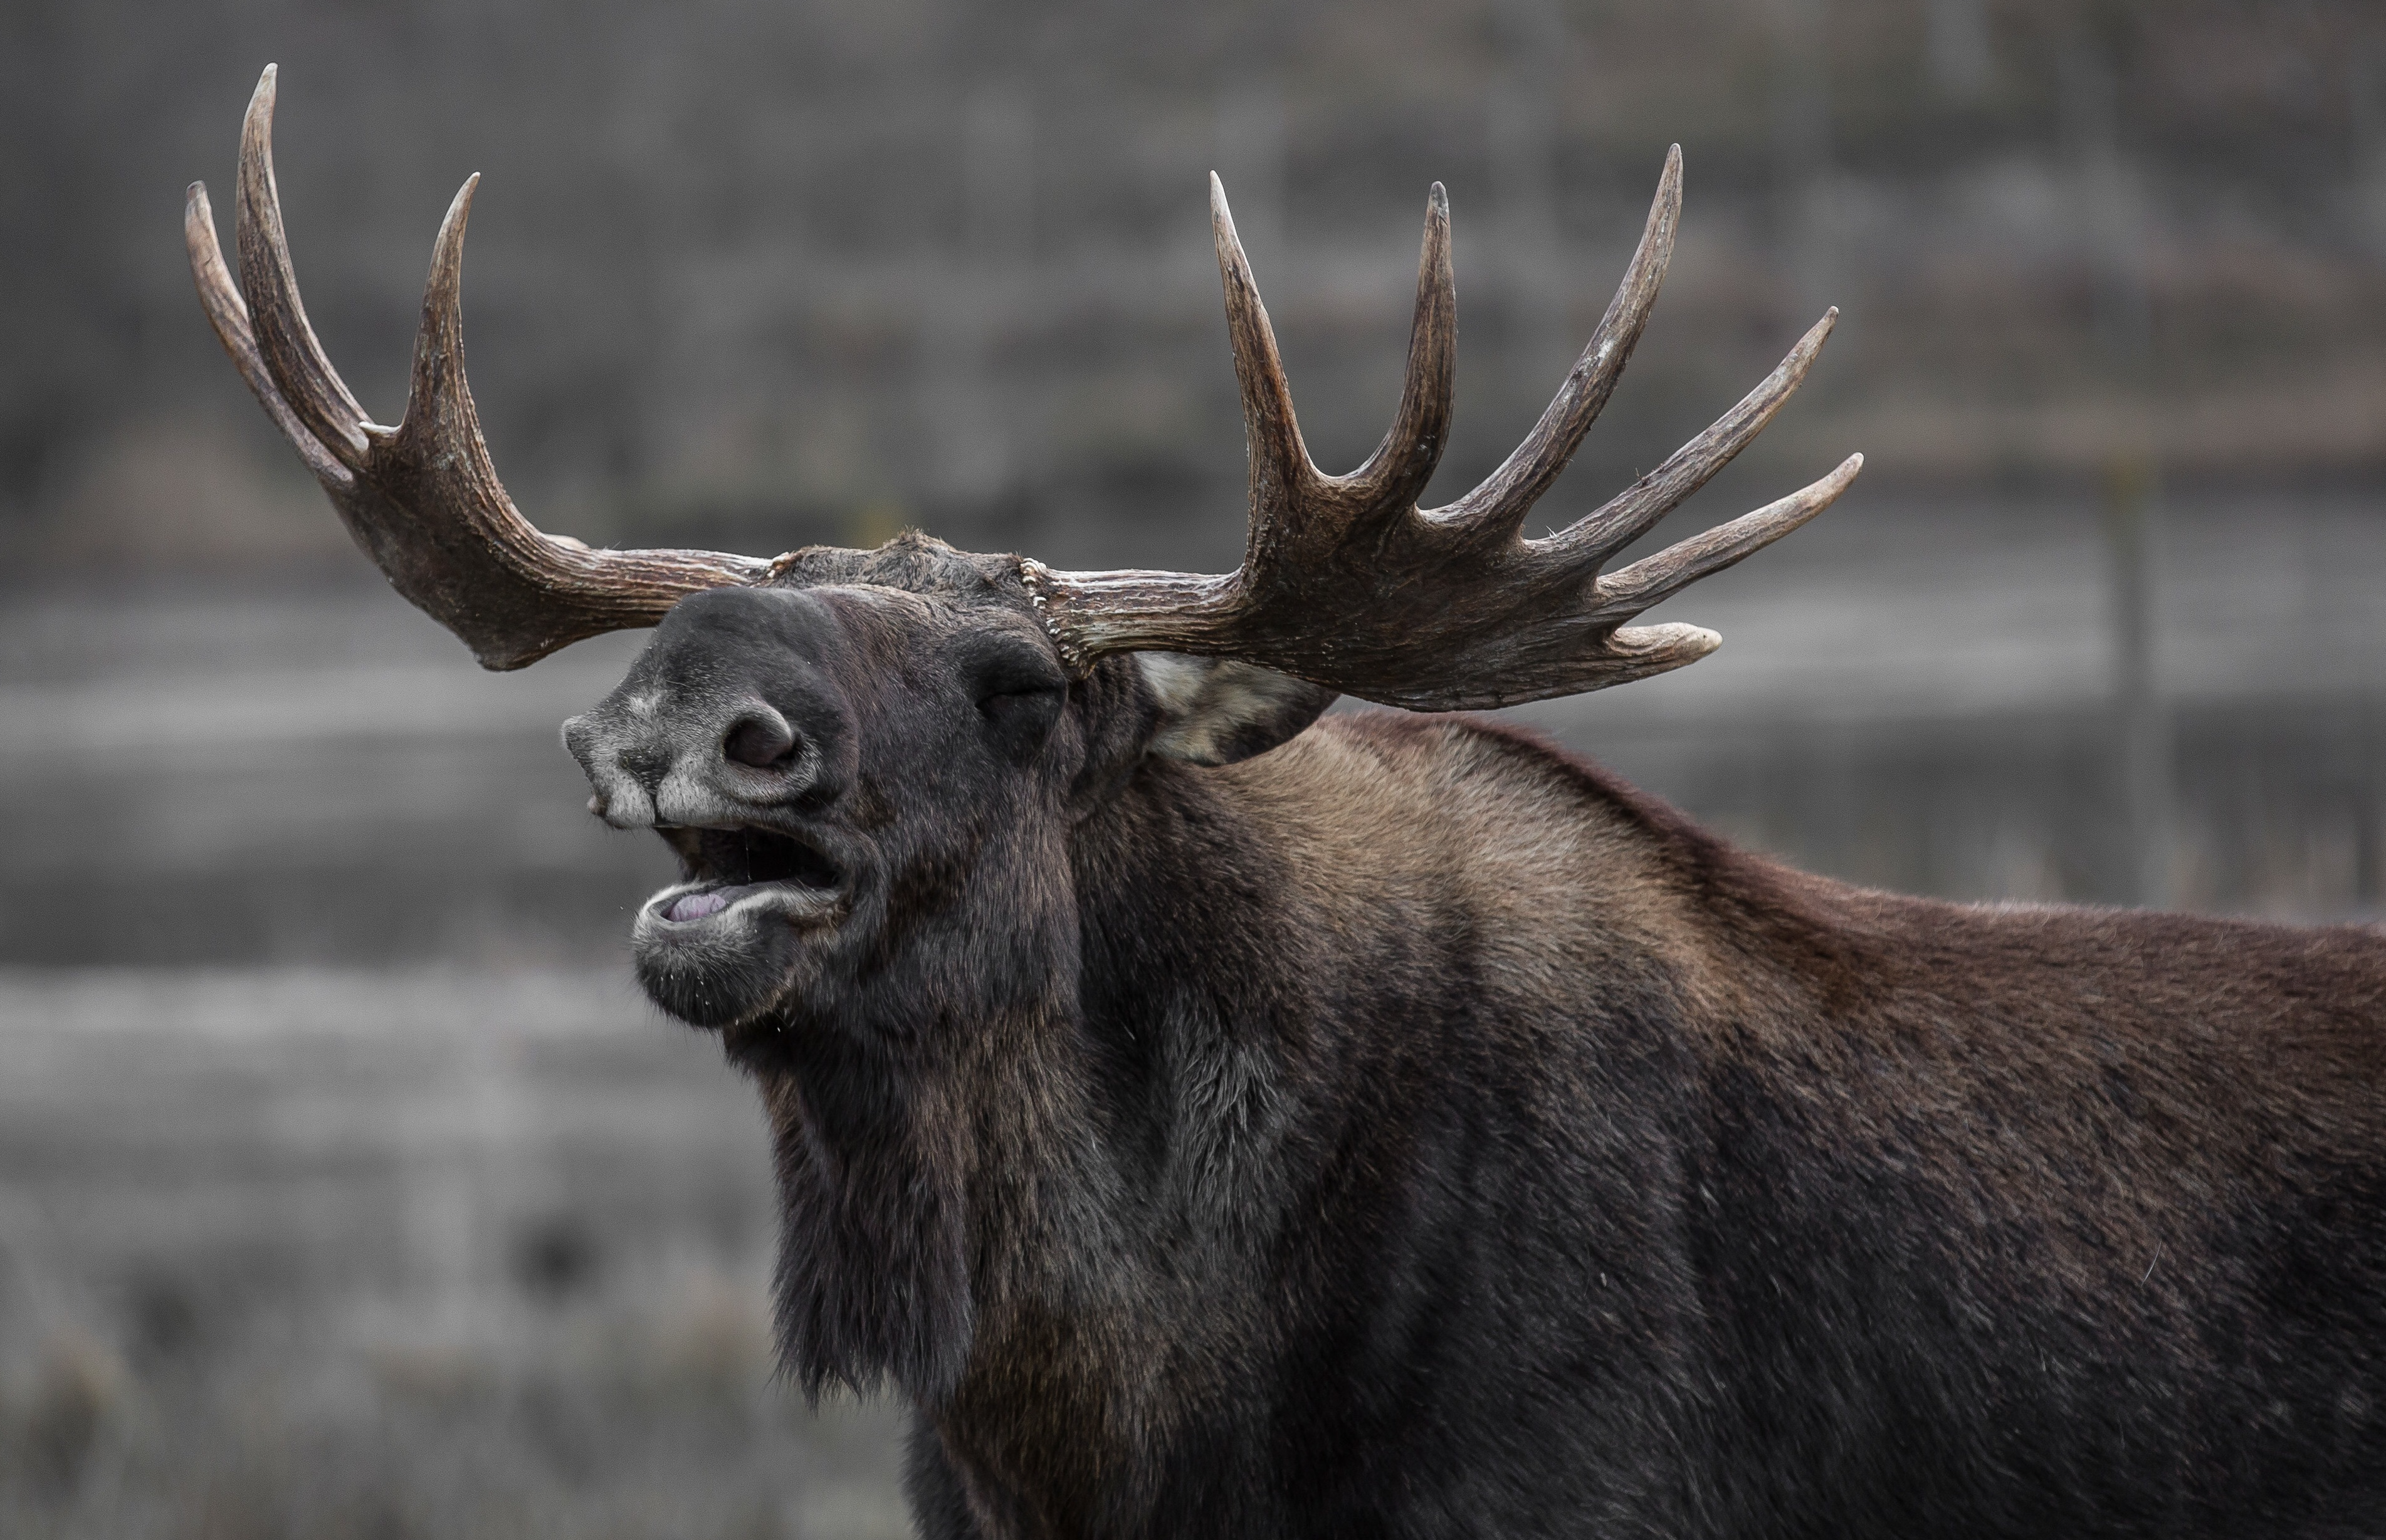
[0,969,908,1538]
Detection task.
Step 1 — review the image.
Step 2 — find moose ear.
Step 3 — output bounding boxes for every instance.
[1135,654,1337,766]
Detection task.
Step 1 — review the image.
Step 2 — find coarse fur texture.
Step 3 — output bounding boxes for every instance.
[559,538,2386,1539]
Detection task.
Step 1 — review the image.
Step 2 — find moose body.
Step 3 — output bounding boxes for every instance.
[583,579,2386,1537]
[187,66,2386,1536]
[964,709,2386,1536]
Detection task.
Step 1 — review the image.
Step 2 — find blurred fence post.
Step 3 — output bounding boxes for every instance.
[2062,38,2151,367]
[2069,30,2172,908]
[2104,451,2174,909]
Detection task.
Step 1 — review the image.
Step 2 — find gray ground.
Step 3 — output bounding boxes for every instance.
[0,969,908,1539]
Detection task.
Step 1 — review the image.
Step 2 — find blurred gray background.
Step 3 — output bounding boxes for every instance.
[4,0,2383,1532]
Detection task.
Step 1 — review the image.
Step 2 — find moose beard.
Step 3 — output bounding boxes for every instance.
[759,1044,978,1402]
[744,977,1093,1411]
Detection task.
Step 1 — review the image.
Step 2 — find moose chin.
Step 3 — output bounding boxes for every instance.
[189,64,2386,1540]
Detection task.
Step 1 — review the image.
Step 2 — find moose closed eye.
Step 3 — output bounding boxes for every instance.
[969,647,1069,754]
[970,651,1068,713]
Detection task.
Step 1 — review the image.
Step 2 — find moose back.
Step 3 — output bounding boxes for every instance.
[188,66,2386,1538]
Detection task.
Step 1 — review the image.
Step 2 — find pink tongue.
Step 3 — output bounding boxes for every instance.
[666,888,735,923]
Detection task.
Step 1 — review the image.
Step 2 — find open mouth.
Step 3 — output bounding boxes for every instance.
[652,825,846,926]
[632,822,853,1030]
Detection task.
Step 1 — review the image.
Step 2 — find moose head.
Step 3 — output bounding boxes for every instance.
[190,61,1874,1412]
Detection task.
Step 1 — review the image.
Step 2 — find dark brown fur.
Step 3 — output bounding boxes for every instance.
[567,564,2386,1537]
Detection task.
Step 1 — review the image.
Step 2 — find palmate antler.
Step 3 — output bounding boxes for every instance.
[186,66,770,670]
[1022,154,1862,710]
[189,67,1857,706]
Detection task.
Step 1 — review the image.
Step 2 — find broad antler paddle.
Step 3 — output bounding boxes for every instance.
[1021,151,1861,709]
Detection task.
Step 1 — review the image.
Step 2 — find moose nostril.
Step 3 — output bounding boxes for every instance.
[722,712,798,770]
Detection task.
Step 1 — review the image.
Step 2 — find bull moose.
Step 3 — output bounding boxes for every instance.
[187,66,2385,1538]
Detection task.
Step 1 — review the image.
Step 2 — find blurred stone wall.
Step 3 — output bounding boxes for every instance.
[5,0,2384,580]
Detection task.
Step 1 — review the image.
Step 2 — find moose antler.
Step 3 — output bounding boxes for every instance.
[186,65,771,669]
[191,70,1853,705]
[1021,150,1863,710]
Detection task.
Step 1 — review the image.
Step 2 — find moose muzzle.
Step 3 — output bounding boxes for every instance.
[560,589,868,1027]
[561,588,858,831]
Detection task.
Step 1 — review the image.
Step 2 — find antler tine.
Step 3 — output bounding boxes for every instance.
[354,170,770,668]
[184,181,351,490]
[1545,306,1839,565]
[375,172,577,597]
[1590,453,1864,622]
[234,65,371,467]
[1435,144,1681,538]
[1342,182,1457,510]
[189,68,774,671]
[1211,174,1328,562]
